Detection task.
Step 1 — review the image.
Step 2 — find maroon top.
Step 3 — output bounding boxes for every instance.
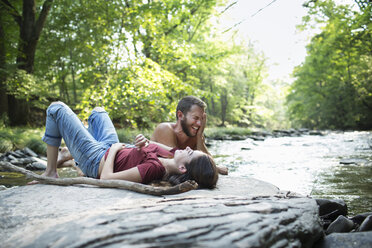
[104,144,174,184]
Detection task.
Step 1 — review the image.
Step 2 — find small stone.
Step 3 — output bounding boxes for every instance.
[309,130,323,135]
[316,199,348,221]
[326,215,355,234]
[339,158,368,165]
[7,155,17,161]
[14,150,26,158]
[9,159,23,166]
[247,136,265,141]
[358,215,372,232]
[23,147,38,157]
[9,150,24,158]
[351,212,372,226]
[26,162,47,170]
[11,157,36,165]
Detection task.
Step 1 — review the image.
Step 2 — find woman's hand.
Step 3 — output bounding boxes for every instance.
[111,143,126,152]
[135,134,149,150]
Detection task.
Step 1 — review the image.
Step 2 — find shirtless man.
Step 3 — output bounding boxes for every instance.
[151,96,228,175]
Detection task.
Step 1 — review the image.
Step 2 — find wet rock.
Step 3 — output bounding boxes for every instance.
[339,158,368,165]
[272,129,302,137]
[8,151,23,158]
[7,154,17,161]
[351,212,372,226]
[309,130,323,135]
[326,215,355,234]
[0,148,44,171]
[358,215,372,232]
[247,136,265,141]
[0,185,7,191]
[23,147,38,157]
[26,162,47,170]
[0,177,323,248]
[315,231,372,248]
[11,157,36,166]
[298,128,310,133]
[316,198,348,227]
[251,130,272,137]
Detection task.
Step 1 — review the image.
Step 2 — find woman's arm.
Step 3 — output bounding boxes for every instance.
[100,143,142,182]
[136,134,174,151]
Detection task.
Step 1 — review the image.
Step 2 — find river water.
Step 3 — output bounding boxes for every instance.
[208,131,372,216]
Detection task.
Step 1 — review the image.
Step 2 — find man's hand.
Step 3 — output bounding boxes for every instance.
[197,112,207,138]
[135,134,149,150]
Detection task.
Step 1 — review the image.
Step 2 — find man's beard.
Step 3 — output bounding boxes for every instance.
[181,118,194,137]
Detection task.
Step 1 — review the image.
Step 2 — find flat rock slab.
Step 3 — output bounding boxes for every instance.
[0,176,323,247]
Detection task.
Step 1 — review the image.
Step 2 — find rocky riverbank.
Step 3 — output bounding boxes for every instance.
[207,128,324,141]
[1,146,371,247]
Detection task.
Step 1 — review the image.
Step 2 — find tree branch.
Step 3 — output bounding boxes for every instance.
[218,1,237,15]
[1,0,22,26]
[0,161,198,196]
[34,0,53,40]
[164,2,202,36]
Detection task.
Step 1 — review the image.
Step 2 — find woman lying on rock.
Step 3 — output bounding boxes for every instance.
[36,102,218,189]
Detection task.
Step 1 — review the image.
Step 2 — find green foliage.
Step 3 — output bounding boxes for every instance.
[2,0,274,129]
[116,128,152,144]
[4,70,50,109]
[0,127,45,154]
[287,0,372,130]
[78,59,193,128]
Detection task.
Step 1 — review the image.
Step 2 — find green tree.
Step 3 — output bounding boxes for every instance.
[1,0,53,125]
[287,0,371,129]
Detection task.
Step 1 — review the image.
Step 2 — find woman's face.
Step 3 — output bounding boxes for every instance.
[174,146,204,166]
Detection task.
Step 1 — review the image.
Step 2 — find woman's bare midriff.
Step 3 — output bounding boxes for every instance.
[98,156,105,178]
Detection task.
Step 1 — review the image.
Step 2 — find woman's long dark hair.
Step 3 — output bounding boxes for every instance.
[167,154,218,189]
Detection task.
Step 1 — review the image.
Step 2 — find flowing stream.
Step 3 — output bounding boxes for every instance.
[209,131,372,216]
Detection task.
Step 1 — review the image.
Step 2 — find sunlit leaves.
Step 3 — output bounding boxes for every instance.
[287,0,372,129]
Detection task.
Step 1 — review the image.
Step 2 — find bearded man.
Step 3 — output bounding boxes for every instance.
[151,96,228,175]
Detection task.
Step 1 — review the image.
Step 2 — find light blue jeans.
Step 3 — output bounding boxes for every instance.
[42,102,119,178]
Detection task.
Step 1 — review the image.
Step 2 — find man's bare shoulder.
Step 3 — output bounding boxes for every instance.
[153,122,175,133]
[151,122,176,144]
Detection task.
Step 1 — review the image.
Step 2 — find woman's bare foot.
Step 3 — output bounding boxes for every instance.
[57,147,73,167]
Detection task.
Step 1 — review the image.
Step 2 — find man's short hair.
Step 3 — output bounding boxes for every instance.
[176,96,206,120]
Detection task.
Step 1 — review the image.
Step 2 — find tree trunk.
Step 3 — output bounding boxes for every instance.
[5,0,53,125]
[0,14,8,118]
[220,92,228,126]
[69,49,77,103]
[209,83,216,115]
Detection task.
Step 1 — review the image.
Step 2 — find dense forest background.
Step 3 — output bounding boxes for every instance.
[0,0,371,130]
